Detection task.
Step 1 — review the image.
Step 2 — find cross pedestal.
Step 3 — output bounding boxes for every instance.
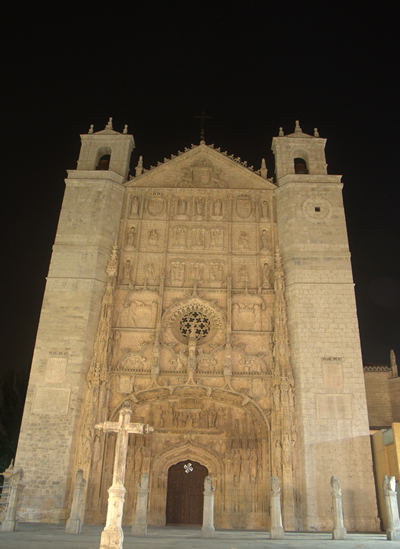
[95,403,153,549]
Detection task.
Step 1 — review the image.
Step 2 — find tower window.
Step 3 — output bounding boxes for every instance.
[97,154,110,170]
[294,158,308,174]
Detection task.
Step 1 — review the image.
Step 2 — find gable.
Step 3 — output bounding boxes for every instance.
[126,144,276,191]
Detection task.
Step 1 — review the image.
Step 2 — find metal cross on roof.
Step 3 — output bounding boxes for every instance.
[193,109,213,143]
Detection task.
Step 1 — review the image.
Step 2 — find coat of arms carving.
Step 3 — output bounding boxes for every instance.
[147,195,165,217]
[235,196,253,218]
[45,352,68,383]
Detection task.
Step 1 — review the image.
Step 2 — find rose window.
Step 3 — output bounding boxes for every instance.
[179,311,210,340]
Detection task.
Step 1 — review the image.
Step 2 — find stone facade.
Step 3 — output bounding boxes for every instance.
[14,120,379,532]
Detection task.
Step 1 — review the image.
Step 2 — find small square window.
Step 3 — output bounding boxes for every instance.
[315,206,321,212]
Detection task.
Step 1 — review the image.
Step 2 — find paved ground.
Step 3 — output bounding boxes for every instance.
[0,524,398,549]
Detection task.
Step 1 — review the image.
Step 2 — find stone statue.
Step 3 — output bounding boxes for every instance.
[0,468,24,532]
[196,197,204,215]
[383,475,400,540]
[261,229,268,250]
[178,198,186,215]
[262,263,270,287]
[123,259,132,281]
[239,232,248,248]
[261,200,269,218]
[330,476,347,539]
[65,469,87,534]
[148,230,158,245]
[213,198,222,216]
[132,473,150,536]
[270,476,284,539]
[201,476,216,538]
[127,226,135,246]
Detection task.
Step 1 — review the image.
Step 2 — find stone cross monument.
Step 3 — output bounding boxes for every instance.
[131,473,149,536]
[201,476,215,538]
[383,475,400,541]
[95,403,153,549]
[65,469,86,534]
[269,476,285,539]
[330,476,347,539]
[0,469,24,532]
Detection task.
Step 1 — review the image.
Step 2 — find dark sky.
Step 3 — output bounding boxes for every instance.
[1,4,399,377]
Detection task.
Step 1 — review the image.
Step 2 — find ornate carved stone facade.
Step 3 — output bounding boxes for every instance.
[14,121,379,532]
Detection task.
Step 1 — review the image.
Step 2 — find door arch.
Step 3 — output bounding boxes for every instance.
[166,460,208,525]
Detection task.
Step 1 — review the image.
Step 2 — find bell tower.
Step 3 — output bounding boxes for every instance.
[272,122,379,531]
[15,118,134,522]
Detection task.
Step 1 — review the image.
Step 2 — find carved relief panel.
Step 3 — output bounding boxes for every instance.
[232,292,266,331]
[136,254,163,286]
[118,288,158,328]
[232,225,257,254]
[171,196,191,220]
[231,258,258,288]
[140,222,166,252]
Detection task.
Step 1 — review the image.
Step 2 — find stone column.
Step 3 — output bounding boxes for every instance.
[65,469,87,534]
[201,476,215,538]
[131,473,149,536]
[383,475,400,541]
[269,476,284,539]
[330,476,347,539]
[0,469,24,532]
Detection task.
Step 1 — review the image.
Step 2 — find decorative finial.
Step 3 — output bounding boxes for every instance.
[260,158,268,179]
[294,120,302,133]
[88,124,94,134]
[135,156,143,177]
[105,117,113,130]
[123,124,128,134]
[314,127,319,137]
[200,139,206,145]
[279,127,284,137]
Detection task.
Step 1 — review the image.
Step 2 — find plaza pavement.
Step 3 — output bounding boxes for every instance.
[0,524,399,549]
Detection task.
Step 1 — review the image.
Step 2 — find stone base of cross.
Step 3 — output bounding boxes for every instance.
[95,402,153,549]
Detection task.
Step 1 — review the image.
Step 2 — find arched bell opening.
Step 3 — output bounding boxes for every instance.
[166,460,208,525]
[294,157,308,174]
[97,154,110,170]
[95,146,112,171]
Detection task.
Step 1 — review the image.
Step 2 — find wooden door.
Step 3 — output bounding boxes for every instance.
[166,460,208,525]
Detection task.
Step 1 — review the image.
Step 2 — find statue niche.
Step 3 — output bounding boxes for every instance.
[120,289,158,328]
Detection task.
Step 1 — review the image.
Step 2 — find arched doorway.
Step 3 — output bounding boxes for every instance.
[166,460,208,525]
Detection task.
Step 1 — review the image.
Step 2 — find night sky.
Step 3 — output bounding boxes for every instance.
[1,4,399,379]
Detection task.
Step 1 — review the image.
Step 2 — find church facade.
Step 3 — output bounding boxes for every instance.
[14,119,380,531]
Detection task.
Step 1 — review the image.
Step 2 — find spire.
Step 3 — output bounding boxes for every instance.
[135,156,143,177]
[105,117,113,130]
[106,244,118,278]
[390,349,398,377]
